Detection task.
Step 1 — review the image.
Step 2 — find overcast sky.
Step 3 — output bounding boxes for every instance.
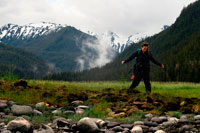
[0,0,197,38]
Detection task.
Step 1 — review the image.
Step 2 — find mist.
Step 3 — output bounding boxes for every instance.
[76,36,116,71]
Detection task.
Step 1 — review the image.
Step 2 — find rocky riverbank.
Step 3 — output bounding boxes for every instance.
[0,99,200,133]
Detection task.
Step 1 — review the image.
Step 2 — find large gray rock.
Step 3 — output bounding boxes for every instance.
[53,117,70,127]
[77,117,99,133]
[0,101,8,110]
[11,105,33,115]
[33,109,43,116]
[134,121,144,126]
[6,117,32,132]
[131,126,143,133]
[111,126,124,132]
[194,115,200,120]
[1,130,12,133]
[33,124,54,133]
[89,118,107,128]
[155,130,166,133]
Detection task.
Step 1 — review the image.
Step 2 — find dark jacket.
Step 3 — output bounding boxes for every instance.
[124,49,161,73]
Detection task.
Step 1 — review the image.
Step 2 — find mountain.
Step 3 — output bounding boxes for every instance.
[0,42,48,79]
[0,22,66,41]
[44,0,200,82]
[0,22,101,72]
[0,21,168,73]
[87,26,168,53]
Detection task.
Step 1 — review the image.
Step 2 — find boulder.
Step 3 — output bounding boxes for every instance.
[131,126,143,133]
[11,105,33,115]
[6,117,32,132]
[33,109,43,116]
[53,117,70,127]
[194,115,200,120]
[35,102,46,108]
[0,101,8,110]
[92,118,107,128]
[1,130,12,133]
[77,117,99,133]
[107,122,120,128]
[134,121,144,126]
[151,117,163,123]
[111,126,124,132]
[76,105,89,110]
[71,100,84,106]
[155,130,166,133]
[33,124,54,133]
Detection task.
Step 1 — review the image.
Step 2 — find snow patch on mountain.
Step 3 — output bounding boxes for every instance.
[88,25,169,53]
[0,22,67,40]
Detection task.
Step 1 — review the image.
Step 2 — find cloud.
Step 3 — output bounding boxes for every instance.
[76,36,116,71]
[0,0,197,37]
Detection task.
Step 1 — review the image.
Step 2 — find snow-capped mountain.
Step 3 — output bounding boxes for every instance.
[88,25,169,53]
[0,22,67,40]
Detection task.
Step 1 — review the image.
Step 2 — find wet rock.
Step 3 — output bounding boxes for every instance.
[131,126,143,133]
[155,130,166,133]
[144,121,158,127]
[7,101,16,107]
[0,101,8,111]
[151,117,163,123]
[160,117,178,128]
[33,124,54,133]
[76,105,89,110]
[63,110,75,115]
[11,105,33,115]
[120,123,134,129]
[93,118,107,128]
[178,117,189,124]
[111,126,124,132]
[122,130,130,133]
[179,125,190,132]
[149,126,159,132]
[107,122,120,128]
[194,115,200,120]
[159,116,168,122]
[168,117,179,123]
[33,109,43,116]
[53,117,70,127]
[105,131,115,133]
[145,113,153,119]
[0,112,6,119]
[1,130,12,133]
[71,100,84,106]
[134,121,144,126]
[7,117,32,132]
[77,117,99,133]
[0,122,6,130]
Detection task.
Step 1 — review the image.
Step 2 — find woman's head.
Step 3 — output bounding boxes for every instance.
[141,41,149,53]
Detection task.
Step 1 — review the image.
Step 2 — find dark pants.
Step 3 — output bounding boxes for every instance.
[129,70,151,93]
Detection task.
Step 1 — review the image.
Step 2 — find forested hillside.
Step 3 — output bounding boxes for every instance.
[0,24,99,72]
[0,43,48,79]
[44,1,200,82]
